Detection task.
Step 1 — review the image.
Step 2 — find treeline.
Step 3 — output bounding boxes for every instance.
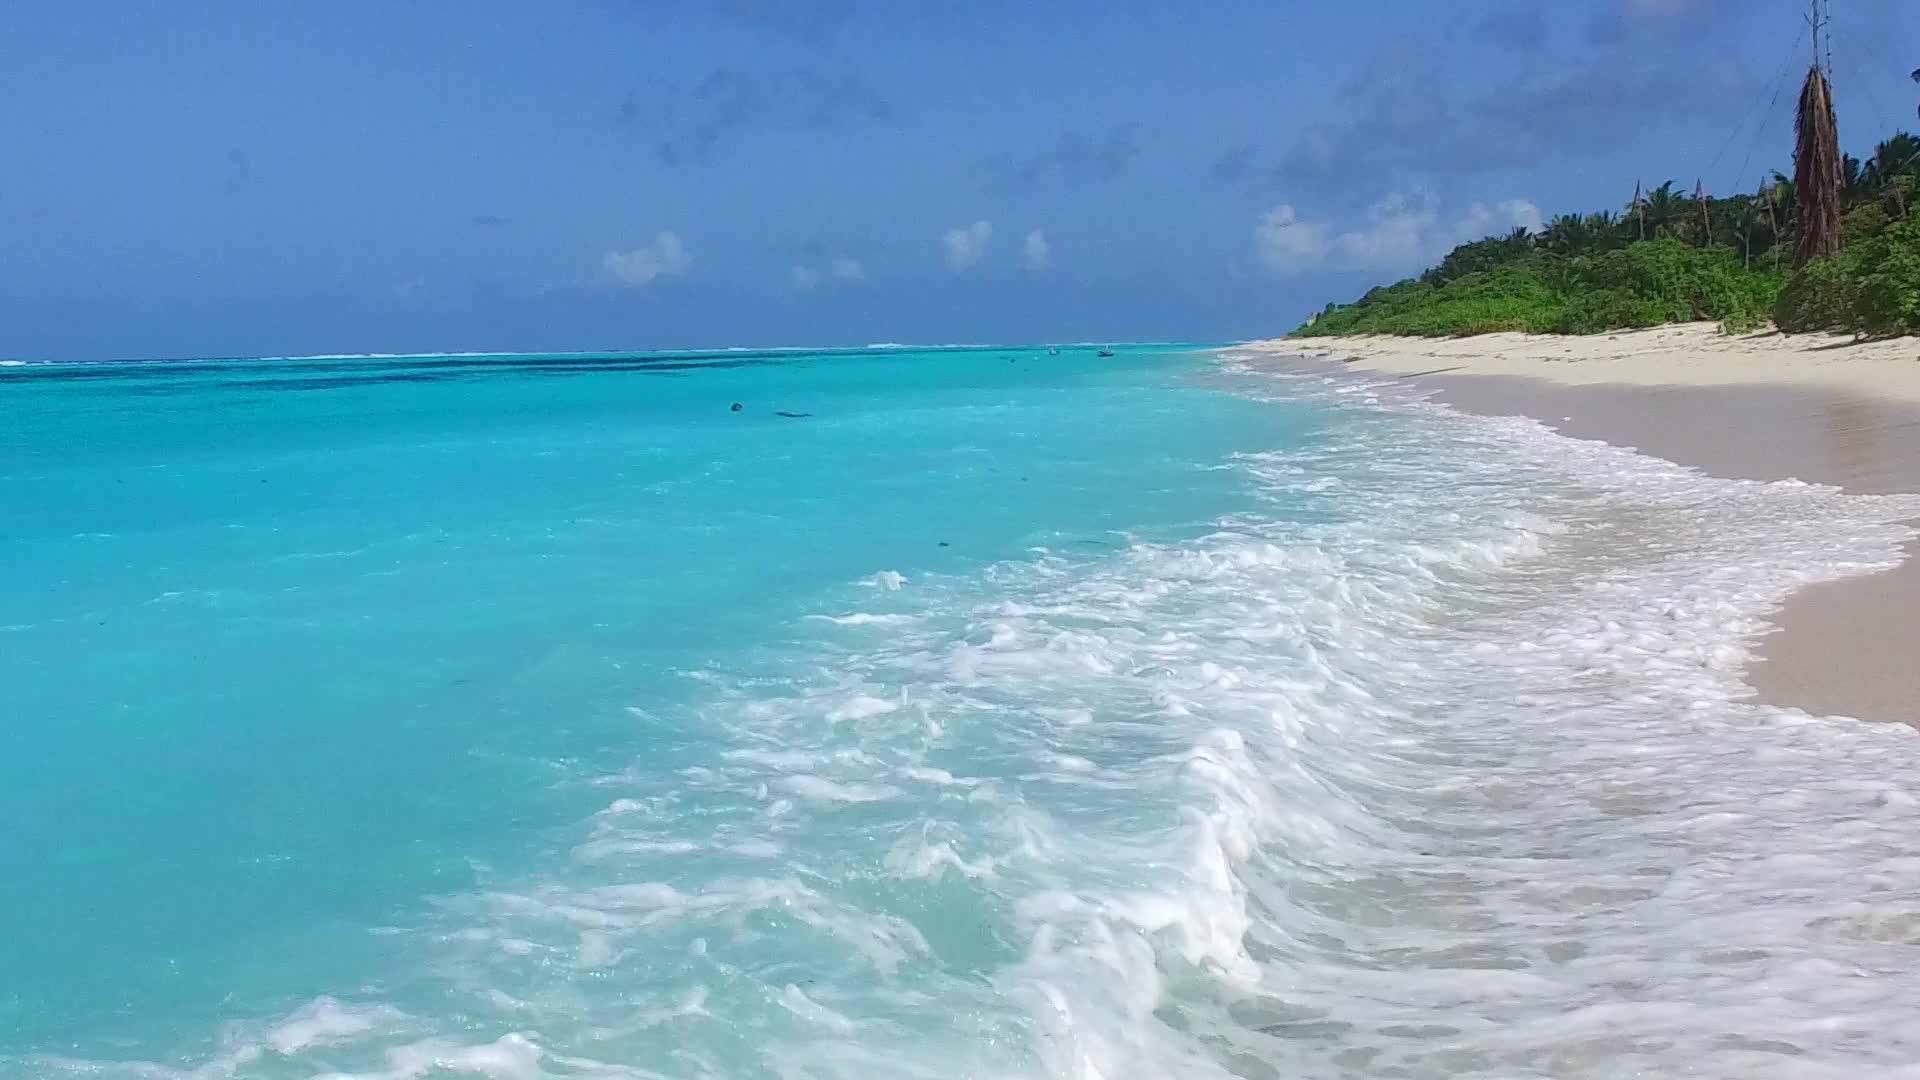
[1293,132,1920,339]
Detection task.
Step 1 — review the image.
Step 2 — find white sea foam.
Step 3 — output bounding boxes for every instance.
[778,774,900,803]
[25,356,1920,1079]
[826,694,899,722]
[806,611,918,626]
[264,997,399,1054]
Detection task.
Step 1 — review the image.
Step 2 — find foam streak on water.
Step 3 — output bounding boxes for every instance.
[8,348,1920,1079]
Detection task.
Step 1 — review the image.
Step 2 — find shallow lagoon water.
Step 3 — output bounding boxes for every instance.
[4,344,1919,1078]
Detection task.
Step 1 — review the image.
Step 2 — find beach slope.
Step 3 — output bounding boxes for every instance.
[1245,324,1920,726]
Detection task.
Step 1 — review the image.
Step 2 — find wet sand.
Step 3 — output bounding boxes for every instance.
[1244,325,1920,727]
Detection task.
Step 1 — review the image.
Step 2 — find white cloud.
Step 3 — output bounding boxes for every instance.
[1255,194,1541,277]
[1451,199,1544,245]
[603,231,691,287]
[942,220,992,271]
[1022,229,1051,270]
[1333,192,1439,268]
[790,255,866,291]
[1254,205,1332,276]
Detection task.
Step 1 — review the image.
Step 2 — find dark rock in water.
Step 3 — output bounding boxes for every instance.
[774,411,812,418]
[729,402,743,412]
[938,541,950,547]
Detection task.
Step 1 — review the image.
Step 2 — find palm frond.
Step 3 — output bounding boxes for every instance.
[1792,65,1844,268]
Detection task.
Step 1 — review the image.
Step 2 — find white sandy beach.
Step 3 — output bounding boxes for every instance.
[1273,323,1920,400]
[1245,323,1920,728]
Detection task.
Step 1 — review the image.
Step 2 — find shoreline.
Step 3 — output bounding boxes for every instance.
[1243,323,1920,728]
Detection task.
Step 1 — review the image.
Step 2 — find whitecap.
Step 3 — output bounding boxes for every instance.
[778,775,900,803]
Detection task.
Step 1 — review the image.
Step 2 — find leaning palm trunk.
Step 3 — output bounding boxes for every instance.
[1793,65,1844,268]
[1761,178,1782,271]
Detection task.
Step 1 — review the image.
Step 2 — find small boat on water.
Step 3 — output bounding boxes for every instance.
[1096,348,1114,358]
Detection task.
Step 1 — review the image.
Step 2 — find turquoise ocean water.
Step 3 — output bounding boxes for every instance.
[7,344,1920,1078]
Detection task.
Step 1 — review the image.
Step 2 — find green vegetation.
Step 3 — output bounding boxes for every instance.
[1293,131,1920,340]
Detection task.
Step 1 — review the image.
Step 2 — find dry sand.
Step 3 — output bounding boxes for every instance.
[1243,323,1920,727]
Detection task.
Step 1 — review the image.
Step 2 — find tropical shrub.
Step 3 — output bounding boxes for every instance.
[1291,127,1920,339]
[1844,202,1892,245]
[1849,206,1920,336]
[1774,203,1920,335]
[1553,288,1669,334]
[1295,267,1566,338]
[1774,258,1858,332]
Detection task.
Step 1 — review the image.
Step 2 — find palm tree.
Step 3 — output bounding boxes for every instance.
[1768,171,1798,219]
[1766,172,1798,261]
[1540,213,1588,256]
[1862,132,1920,213]
[1583,210,1626,251]
[1751,175,1793,270]
[1691,180,1715,246]
[1640,180,1688,239]
[1725,196,1762,268]
[1863,133,1919,183]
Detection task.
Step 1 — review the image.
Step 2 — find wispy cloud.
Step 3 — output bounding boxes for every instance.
[942,220,992,271]
[618,69,892,166]
[1273,24,1757,192]
[790,254,865,290]
[603,232,692,287]
[1588,0,1738,42]
[469,214,510,228]
[999,124,1141,186]
[1253,206,1332,276]
[1453,199,1545,242]
[1022,229,1051,270]
[1255,194,1540,276]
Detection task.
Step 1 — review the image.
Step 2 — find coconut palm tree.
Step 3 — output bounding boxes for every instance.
[1583,210,1626,251]
[1639,181,1688,239]
[1725,196,1763,268]
[1863,133,1919,184]
[1760,174,1795,270]
[1539,213,1588,256]
[1862,132,1920,213]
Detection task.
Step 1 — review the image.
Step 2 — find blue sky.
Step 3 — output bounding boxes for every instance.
[2,0,1915,359]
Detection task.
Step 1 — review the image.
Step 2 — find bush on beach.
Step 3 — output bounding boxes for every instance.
[1291,135,1919,340]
